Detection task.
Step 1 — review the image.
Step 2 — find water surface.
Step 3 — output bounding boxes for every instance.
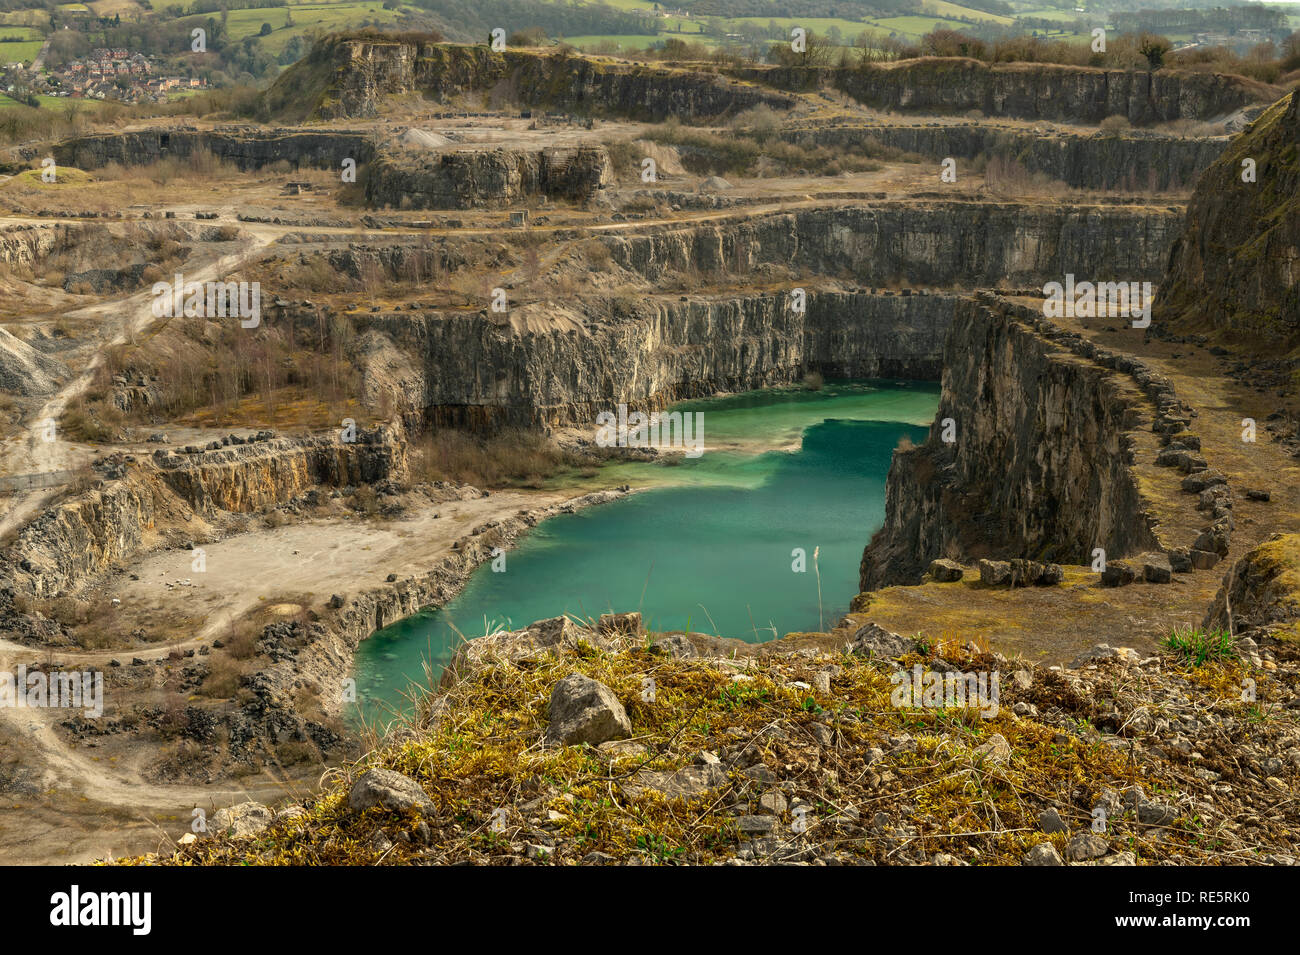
[352,380,938,719]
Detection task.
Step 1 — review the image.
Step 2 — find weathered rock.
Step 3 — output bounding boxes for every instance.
[1182,470,1227,493]
[973,733,1011,764]
[622,762,728,799]
[978,559,1012,586]
[1024,843,1064,866]
[1101,560,1136,587]
[1070,644,1140,667]
[650,633,696,658]
[1066,831,1109,862]
[210,802,274,838]
[1038,808,1068,834]
[598,611,643,635]
[1141,552,1173,584]
[1190,549,1221,570]
[1193,521,1231,557]
[366,145,614,210]
[349,768,435,813]
[544,674,632,747]
[928,558,963,582]
[1204,534,1300,635]
[849,623,914,660]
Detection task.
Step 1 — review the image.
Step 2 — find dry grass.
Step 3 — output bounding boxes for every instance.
[126,629,1292,866]
[410,429,585,489]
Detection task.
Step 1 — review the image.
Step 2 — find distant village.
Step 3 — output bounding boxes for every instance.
[5,48,206,105]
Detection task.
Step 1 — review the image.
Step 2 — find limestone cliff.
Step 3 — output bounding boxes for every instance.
[153,430,406,517]
[734,58,1275,125]
[603,203,1182,287]
[365,145,612,209]
[861,293,1164,588]
[788,124,1226,192]
[51,127,376,172]
[313,290,954,430]
[8,430,405,598]
[1158,92,1300,349]
[266,37,798,122]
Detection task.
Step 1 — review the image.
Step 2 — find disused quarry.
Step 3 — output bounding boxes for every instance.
[0,38,1297,865]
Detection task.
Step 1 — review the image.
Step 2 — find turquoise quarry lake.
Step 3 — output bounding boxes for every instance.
[351,380,939,721]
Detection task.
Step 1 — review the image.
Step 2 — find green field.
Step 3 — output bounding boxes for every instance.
[221,1,405,51]
[1017,7,1087,23]
[563,33,663,51]
[867,15,973,37]
[0,27,42,65]
[920,0,1015,26]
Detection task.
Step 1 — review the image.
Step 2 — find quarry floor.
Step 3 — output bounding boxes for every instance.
[0,107,1278,864]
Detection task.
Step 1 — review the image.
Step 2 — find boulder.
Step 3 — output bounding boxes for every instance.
[1181,469,1227,493]
[1100,560,1136,587]
[978,559,1012,585]
[597,611,642,635]
[1141,552,1173,584]
[210,802,274,838]
[1193,521,1231,557]
[1024,843,1063,866]
[1038,808,1069,833]
[849,622,914,660]
[544,674,632,747]
[1190,549,1221,570]
[349,768,435,813]
[1066,832,1108,862]
[928,558,964,582]
[1036,563,1065,585]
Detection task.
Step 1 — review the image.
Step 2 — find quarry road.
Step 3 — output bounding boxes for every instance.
[0,633,303,841]
[0,232,276,541]
[0,486,598,851]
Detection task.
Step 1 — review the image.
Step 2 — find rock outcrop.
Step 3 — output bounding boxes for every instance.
[861,293,1163,588]
[735,58,1276,125]
[267,37,798,122]
[603,203,1181,287]
[786,123,1227,192]
[153,429,406,516]
[7,429,406,598]
[365,145,612,209]
[329,290,953,431]
[50,127,376,172]
[1158,92,1300,348]
[1204,533,1300,638]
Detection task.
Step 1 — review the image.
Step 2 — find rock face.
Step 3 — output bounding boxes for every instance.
[344,290,953,431]
[0,222,63,269]
[811,58,1272,124]
[365,146,613,210]
[862,294,1162,588]
[51,127,376,172]
[788,123,1227,192]
[269,38,798,121]
[604,203,1180,287]
[152,429,406,516]
[1203,533,1300,637]
[1159,92,1300,347]
[544,674,632,747]
[7,429,405,598]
